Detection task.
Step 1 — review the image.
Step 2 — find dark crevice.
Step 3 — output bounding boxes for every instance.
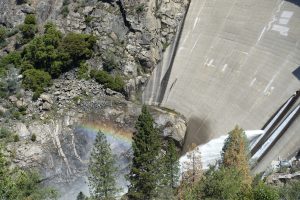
[116,0,136,33]
[157,1,191,104]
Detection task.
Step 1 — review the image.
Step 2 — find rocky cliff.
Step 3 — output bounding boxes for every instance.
[0,0,189,99]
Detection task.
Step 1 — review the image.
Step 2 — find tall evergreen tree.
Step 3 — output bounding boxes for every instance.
[88,131,119,200]
[221,126,252,186]
[76,191,86,200]
[156,139,180,200]
[164,139,180,189]
[128,105,161,200]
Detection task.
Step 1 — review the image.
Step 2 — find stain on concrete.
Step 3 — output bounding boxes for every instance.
[182,116,211,154]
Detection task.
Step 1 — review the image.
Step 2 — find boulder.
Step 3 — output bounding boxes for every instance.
[0,105,7,114]
[21,5,35,14]
[9,95,18,103]
[105,88,118,96]
[42,102,52,111]
[40,94,53,104]
[16,100,26,108]
[15,123,30,138]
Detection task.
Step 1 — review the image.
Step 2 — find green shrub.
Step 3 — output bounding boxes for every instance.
[73,96,81,103]
[63,0,70,6]
[136,4,145,14]
[199,167,251,200]
[19,14,37,43]
[0,52,22,69]
[19,24,36,43]
[13,110,22,119]
[0,128,11,139]
[253,182,280,200]
[0,26,7,42]
[60,33,96,62]
[6,28,19,37]
[0,81,7,98]
[61,6,69,18]
[20,24,95,78]
[31,134,36,142]
[32,91,41,101]
[22,69,52,98]
[110,75,125,92]
[0,67,20,97]
[20,61,34,73]
[0,161,59,200]
[103,53,118,72]
[279,180,300,200]
[92,70,124,93]
[24,14,37,25]
[85,16,93,24]
[13,134,20,142]
[22,34,64,77]
[18,106,27,115]
[77,62,89,79]
[16,0,28,5]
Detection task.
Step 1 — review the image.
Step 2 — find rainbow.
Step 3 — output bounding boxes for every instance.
[77,120,133,145]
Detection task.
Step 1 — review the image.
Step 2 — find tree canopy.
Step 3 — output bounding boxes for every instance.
[0,146,58,199]
[128,105,162,199]
[88,131,119,200]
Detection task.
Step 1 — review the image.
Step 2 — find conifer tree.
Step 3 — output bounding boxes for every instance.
[221,126,252,186]
[164,139,180,189]
[76,191,86,200]
[88,131,119,200]
[156,139,180,199]
[128,105,161,200]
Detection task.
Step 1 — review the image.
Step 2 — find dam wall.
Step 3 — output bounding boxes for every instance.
[143,0,300,151]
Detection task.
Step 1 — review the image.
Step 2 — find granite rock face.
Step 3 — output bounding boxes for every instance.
[0,0,189,99]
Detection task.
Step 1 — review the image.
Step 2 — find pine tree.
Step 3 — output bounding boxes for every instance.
[76,191,86,200]
[156,139,180,200]
[164,139,180,189]
[88,131,119,200]
[127,105,161,200]
[221,126,252,186]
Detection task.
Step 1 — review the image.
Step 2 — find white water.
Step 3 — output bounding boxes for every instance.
[180,130,264,170]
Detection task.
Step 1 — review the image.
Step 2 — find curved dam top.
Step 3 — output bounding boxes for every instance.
[143,0,300,149]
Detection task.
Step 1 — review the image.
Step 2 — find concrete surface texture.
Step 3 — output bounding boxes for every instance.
[143,0,300,151]
[253,108,300,173]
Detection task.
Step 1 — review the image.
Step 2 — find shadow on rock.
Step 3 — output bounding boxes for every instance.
[182,116,212,154]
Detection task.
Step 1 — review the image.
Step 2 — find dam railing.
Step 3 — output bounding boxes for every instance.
[250,90,300,162]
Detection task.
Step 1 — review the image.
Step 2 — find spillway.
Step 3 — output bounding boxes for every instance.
[143,0,300,151]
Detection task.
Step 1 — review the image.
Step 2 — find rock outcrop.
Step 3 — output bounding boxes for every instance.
[0,0,189,100]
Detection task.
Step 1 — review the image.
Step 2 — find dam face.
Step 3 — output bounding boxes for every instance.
[143,0,300,150]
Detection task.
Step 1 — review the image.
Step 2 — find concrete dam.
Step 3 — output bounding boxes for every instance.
[143,0,300,166]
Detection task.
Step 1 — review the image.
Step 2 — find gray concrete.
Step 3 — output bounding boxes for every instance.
[253,105,300,173]
[143,0,300,151]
